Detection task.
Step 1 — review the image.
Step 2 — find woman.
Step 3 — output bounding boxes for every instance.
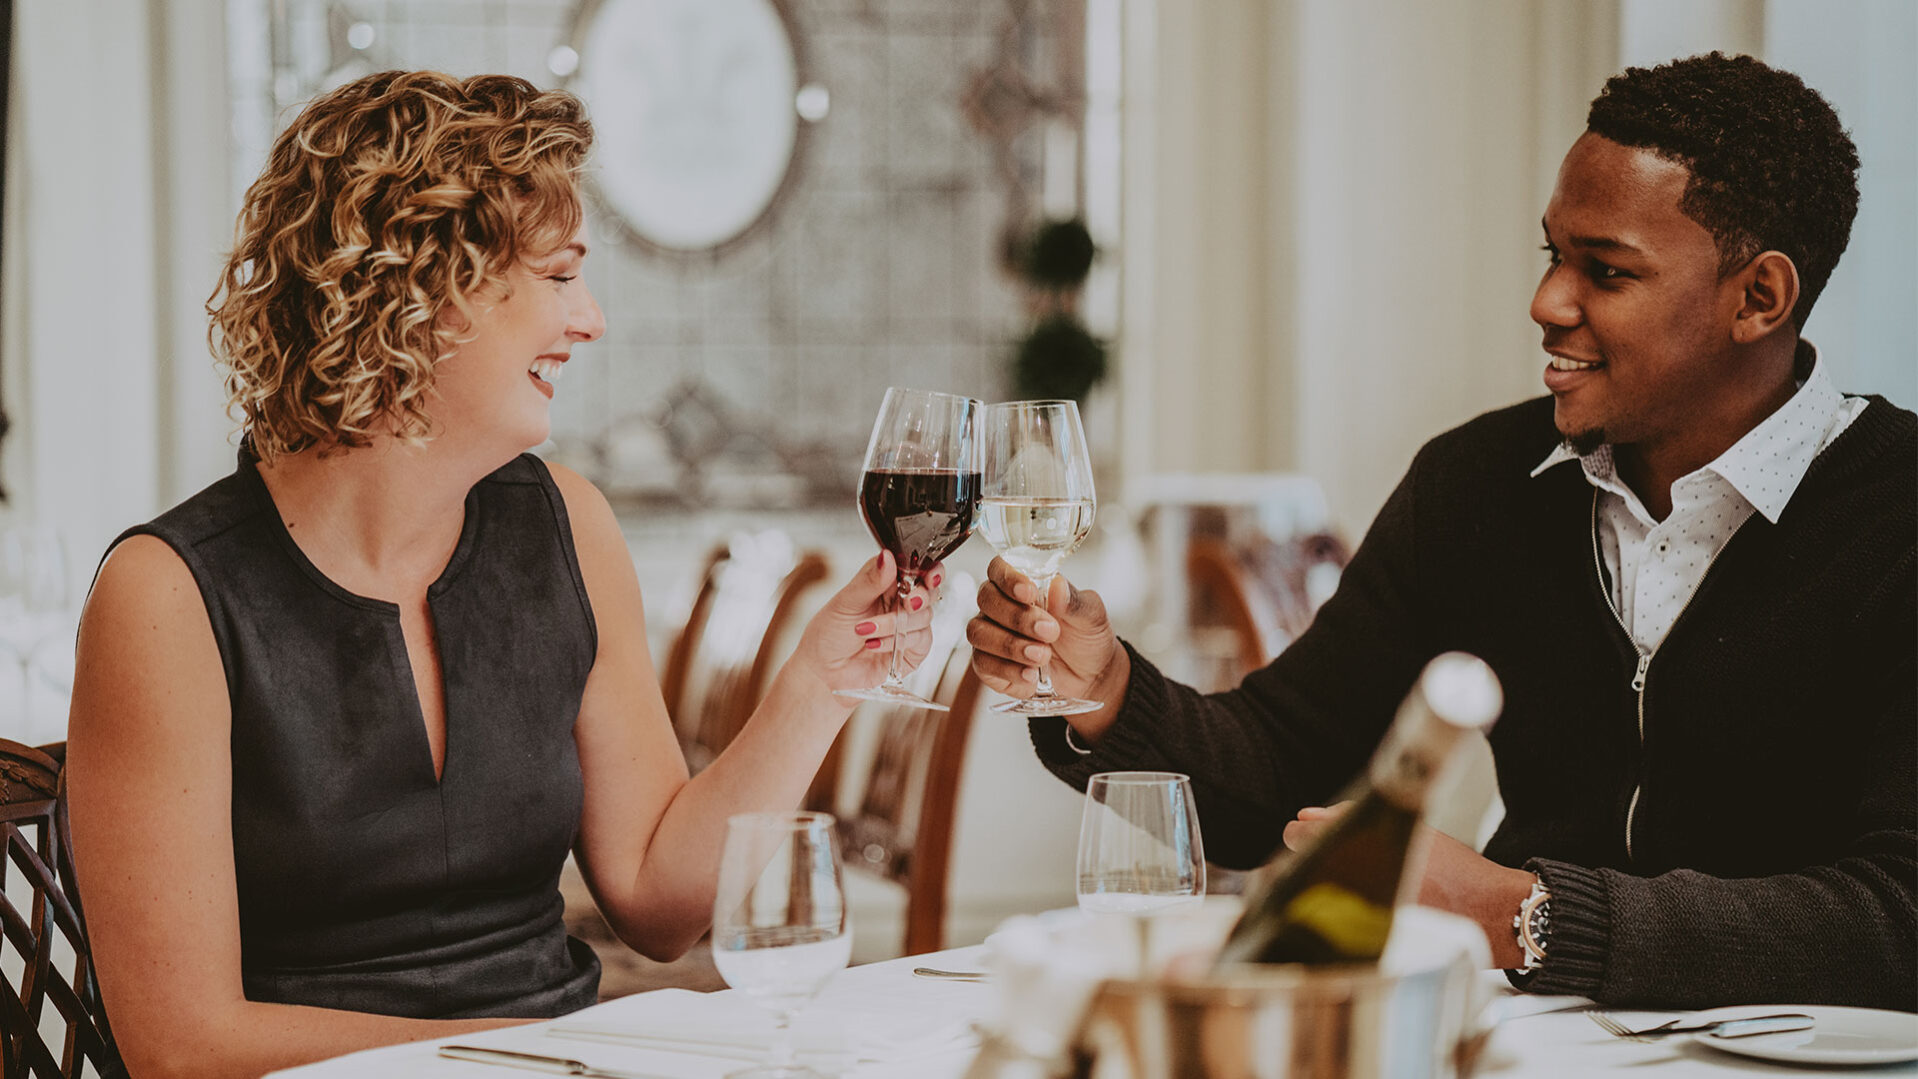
[64,71,936,1079]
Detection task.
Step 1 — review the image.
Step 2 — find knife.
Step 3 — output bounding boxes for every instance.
[1641,1013,1816,1039]
[438,1044,672,1079]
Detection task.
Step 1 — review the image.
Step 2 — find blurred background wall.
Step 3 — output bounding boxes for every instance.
[6,0,1909,573]
[1,0,1911,944]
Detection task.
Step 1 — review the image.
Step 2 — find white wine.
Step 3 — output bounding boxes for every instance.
[977,497,1096,583]
[1214,652,1501,967]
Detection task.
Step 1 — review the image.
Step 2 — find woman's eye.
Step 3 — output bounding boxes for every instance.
[548,274,577,285]
[1591,262,1624,281]
[1539,244,1561,266]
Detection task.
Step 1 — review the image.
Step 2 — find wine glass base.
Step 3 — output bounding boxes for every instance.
[727,1066,833,1079]
[833,684,950,712]
[991,694,1104,717]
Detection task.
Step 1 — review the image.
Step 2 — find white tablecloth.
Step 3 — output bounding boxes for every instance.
[1479,986,1918,1077]
[267,949,1917,1079]
[266,947,996,1079]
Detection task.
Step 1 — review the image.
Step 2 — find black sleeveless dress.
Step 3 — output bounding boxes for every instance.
[112,451,601,1017]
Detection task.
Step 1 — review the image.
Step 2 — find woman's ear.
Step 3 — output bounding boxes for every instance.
[1731,250,1801,345]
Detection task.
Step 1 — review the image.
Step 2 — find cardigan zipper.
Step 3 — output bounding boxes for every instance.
[1589,492,1649,861]
[1588,488,1750,863]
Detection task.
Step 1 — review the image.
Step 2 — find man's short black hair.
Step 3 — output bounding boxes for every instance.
[1586,52,1859,328]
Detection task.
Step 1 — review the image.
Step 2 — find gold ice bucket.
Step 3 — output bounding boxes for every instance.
[1067,954,1483,1079]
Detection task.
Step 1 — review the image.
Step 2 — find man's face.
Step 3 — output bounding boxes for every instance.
[1532,133,1746,458]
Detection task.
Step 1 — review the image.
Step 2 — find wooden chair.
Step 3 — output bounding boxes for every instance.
[1242,530,1351,644]
[658,533,830,772]
[1187,535,1289,679]
[1,739,123,1079]
[1186,531,1350,683]
[824,578,983,956]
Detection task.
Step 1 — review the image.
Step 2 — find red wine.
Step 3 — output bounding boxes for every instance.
[859,469,981,579]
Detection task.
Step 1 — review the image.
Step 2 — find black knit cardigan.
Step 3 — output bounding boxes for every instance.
[1033,394,1916,1010]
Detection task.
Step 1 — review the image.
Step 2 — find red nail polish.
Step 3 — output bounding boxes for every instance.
[910,595,924,611]
[854,621,876,636]
[865,638,883,650]
[930,573,942,588]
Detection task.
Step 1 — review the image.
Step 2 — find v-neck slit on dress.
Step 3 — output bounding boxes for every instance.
[109,450,602,1018]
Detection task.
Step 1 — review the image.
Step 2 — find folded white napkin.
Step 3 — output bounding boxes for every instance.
[548,987,977,1065]
[1381,904,1494,974]
[977,909,1137,1066]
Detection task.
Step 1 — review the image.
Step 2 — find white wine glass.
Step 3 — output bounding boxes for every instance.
[712,811,852,1079]
[978,399,1099,715]
[0,525,71,743]
[841,387,984,711]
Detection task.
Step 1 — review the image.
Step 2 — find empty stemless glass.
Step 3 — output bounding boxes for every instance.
[842,387,983,711]
[712,811,852,1079]
[1077,771,1206,915]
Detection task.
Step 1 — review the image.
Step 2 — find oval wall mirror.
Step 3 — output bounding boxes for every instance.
[568,0,806,255]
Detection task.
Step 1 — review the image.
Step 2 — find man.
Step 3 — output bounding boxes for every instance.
[968,53,1914,1009]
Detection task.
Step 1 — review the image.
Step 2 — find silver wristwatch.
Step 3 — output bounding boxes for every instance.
[1513,876,1551,973]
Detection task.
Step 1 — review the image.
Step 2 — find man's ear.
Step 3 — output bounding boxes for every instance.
[1730,251,1800,345]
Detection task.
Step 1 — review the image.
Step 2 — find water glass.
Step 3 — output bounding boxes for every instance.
[712,811,851,1079]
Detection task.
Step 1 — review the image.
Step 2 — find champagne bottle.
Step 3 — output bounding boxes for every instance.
[1214,652,1501,967]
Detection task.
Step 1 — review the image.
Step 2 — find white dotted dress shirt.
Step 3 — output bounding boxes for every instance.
[1533,350,1867,652]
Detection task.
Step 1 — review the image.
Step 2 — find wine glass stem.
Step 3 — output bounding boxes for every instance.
[769,1008,798,1070]
[883,575,915,688]
[1029,573,1057,699]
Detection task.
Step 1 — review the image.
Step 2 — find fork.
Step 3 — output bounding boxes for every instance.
[1589,1011,1814,1042]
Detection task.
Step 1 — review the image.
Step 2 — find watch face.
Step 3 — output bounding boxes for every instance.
[1516,882,1550,965]
[570,0,803,253]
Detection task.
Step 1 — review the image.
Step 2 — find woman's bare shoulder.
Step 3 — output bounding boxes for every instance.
[543,460,615,529]
[87,533,203,621]
[542,461,637,587]
[74,534,226,727]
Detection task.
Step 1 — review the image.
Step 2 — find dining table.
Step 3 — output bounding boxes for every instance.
[266,943,1918,1079]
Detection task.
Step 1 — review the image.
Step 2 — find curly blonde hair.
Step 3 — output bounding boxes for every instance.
[209,71,593,460]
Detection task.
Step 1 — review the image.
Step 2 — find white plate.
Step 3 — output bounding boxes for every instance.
[1689,1005,1918,1066]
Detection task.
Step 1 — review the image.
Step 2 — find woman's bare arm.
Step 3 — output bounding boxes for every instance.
[65,537,527,1079]
[552,465,931,960]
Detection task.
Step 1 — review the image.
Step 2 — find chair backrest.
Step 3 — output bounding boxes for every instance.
[659,533,830,772]
[1241,530,1350,644]
[826,580,982,955]
[1186,535,1289,678]
[1186,531,1351,683]
[1,739,122,1079]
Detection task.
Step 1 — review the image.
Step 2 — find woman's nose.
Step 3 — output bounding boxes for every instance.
[570,285,606,342]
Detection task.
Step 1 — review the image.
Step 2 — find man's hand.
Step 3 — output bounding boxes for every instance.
[966,557,1124,712]
[1285,802,1534,969]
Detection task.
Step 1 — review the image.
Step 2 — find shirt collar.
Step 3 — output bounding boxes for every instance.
[1707,350,1844,522]
[1530,346,1846,523]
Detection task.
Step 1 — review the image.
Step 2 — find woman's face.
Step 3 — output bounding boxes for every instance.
[432,221,605,454]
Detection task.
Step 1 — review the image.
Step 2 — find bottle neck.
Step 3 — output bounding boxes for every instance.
[1367,697,1468,811]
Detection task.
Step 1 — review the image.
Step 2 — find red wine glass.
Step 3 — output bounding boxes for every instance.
[841,387,983,711]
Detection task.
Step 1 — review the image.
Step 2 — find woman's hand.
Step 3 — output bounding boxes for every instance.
[789,551,941,694]
[966,556,1119,699]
